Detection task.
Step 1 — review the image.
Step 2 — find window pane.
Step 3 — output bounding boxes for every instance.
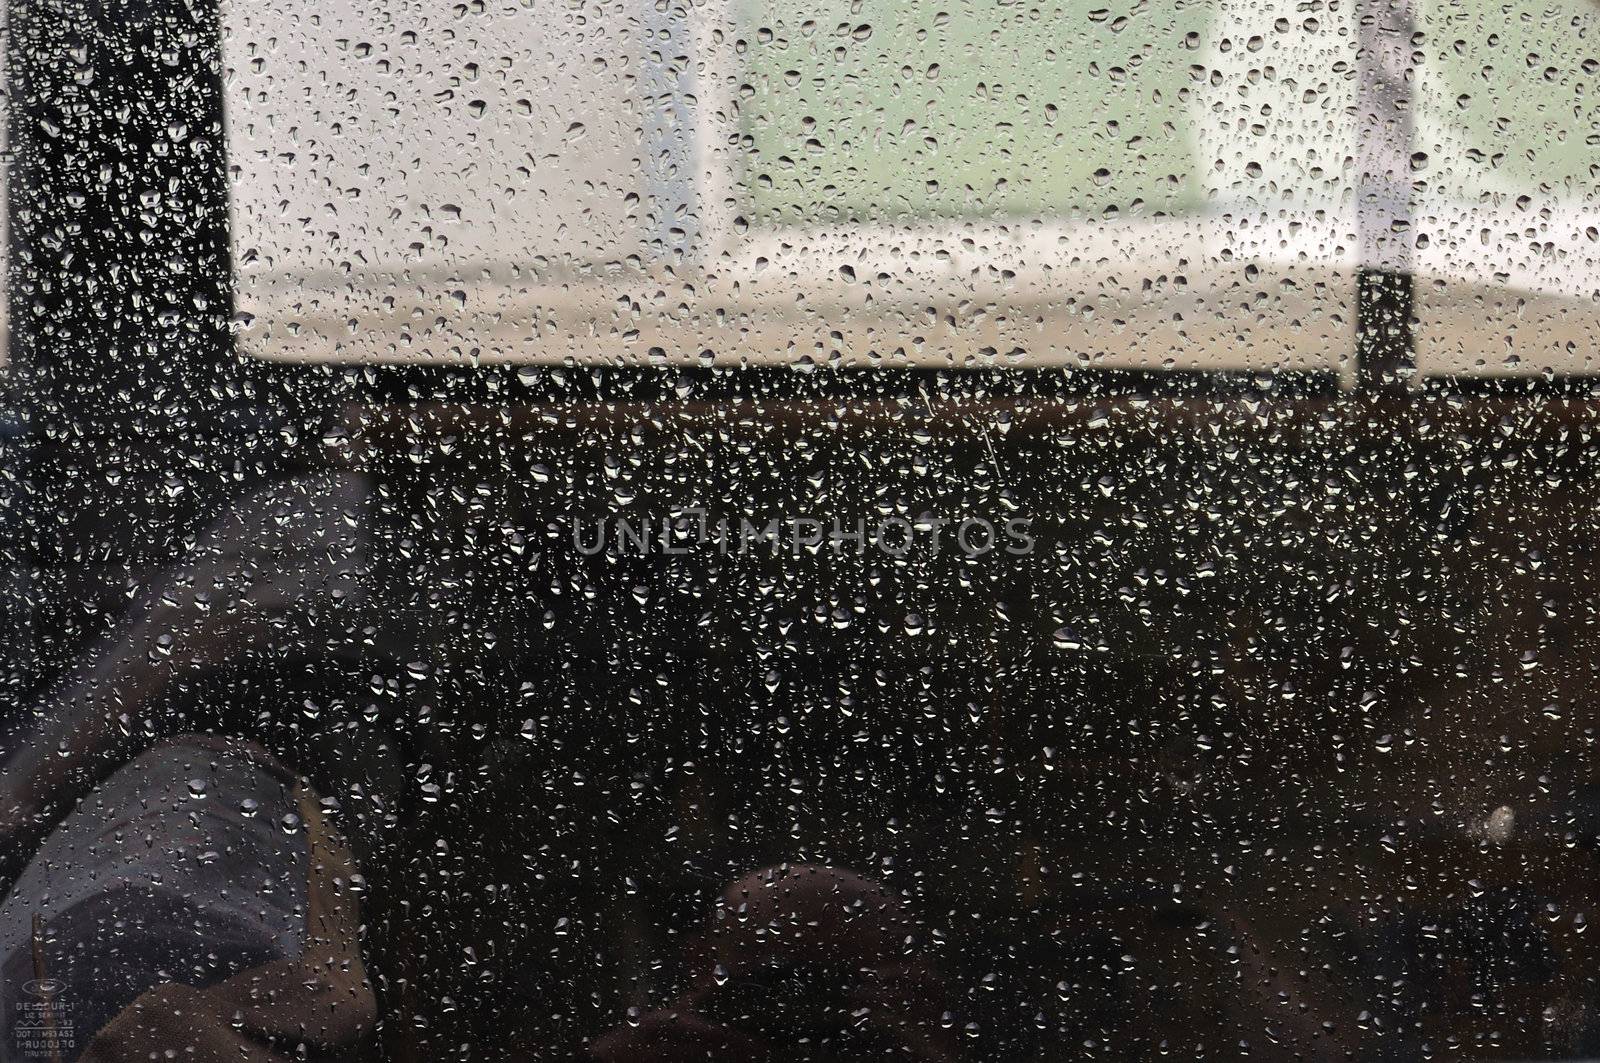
[14,0,1600,1059]
[740,0,1209,222]
[222,0,1360,371]
[1413,0,1600,376]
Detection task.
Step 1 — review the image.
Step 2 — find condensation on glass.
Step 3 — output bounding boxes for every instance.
[1410,0,1600,376]
[0,8,8,366]
[219,0,1600,379]
[219,0,1364,371]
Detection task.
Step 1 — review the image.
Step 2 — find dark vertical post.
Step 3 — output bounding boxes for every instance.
[8,0,239,433]
[2,0,286,703]
[1355,0,1417,391]
[0,4,32,717]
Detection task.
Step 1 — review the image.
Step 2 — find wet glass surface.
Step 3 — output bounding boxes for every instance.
[1,0,1599,1058]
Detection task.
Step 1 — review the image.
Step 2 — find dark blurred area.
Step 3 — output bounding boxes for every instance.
[13,377,1600,1060]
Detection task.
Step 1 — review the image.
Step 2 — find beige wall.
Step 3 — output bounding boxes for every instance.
[223,0,649,360]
